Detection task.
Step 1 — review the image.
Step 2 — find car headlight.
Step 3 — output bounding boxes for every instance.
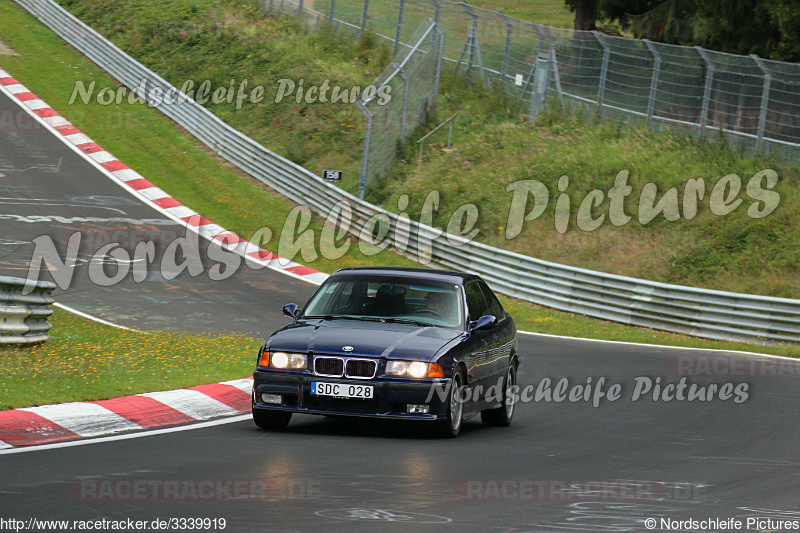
[261,351,307,369]
[386,361,444,378]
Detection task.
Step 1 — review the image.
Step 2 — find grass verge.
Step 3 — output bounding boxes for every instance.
[0,310,261,410]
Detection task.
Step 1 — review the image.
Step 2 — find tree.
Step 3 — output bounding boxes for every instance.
[690,0,780,58]
[764,0,800,61]
[563,0,599,31]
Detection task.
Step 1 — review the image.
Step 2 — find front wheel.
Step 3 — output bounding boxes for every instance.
[436,371,465,438]
[481,363,516,427]
[253,409,292,430]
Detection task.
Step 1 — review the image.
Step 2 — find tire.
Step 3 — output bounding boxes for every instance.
[481,363,516,427]
[436,371,465,438]
[253,408,292,430]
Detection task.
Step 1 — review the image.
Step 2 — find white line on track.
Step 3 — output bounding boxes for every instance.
[53,302,143,332]
[518,329,798,361]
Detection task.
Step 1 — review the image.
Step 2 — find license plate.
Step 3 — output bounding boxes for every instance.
[311,382,374,399]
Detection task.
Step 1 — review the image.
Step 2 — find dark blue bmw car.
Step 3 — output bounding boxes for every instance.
[252,267,519,437]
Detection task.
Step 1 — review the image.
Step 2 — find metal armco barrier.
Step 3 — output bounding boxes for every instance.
[13,0,800,346]
[0,276,56,344]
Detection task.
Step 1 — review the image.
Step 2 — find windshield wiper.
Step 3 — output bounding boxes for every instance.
[379,317,432,326]
[302,314,382,322]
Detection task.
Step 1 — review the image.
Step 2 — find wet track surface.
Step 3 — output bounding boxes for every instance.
[0,88,316,336]
[2,87,799,531]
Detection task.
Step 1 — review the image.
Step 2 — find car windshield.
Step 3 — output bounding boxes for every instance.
[302,275,464,328]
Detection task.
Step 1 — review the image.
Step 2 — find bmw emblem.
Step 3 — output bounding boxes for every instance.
[342,346,354,352]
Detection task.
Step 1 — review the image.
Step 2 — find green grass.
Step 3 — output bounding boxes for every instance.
[0,310,261,410]
[0,0,798,412]
[382,100,800,298]
[0,0,413,273]
[466,0,574,27]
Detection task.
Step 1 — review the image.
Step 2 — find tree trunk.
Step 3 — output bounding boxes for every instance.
[573,0,598,32]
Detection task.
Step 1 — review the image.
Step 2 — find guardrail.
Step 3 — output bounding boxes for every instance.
[14,0,800,346]
[0,276,56,345]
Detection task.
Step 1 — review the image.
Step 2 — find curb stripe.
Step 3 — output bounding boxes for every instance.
[0,67,330,448]
[137,389,239,420]
[89,396,195,428]
[18,403,142,437]
[0,378,256,448]
[186,383,251,412]
[0,410,81,446]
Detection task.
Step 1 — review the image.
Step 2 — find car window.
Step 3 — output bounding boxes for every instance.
[303,275,464,328]
[478,281,504,319]
[465,281,489,321]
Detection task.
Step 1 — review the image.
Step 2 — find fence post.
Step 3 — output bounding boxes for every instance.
[430,0,440,24]
[360,0,369,36]
[594,31,610,112]
[540,26,562,103]
[328,0,335,23]
[643,39,661,130]
[298,0,304,20]
[751,54,772,153]
[461,3,484,83]
[398,66,410,143]
[498,12,513,82]
[431,23,444,117]
[394,0,405,55]
[528,46,553,121]
[696,46,714,135]
[522,23,544,96]
[356,100,372,200]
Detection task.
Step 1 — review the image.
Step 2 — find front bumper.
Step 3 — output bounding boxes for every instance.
[252,370,452,421]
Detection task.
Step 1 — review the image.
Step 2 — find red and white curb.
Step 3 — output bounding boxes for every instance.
[0,67,331,448]
[0,68,329,286]
[0,378,253,449]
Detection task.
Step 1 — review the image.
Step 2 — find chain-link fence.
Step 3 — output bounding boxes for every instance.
[549,30,800,163]
[261,0,800,180]
[355,19,442,198]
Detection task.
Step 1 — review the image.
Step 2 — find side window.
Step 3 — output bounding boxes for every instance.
[479,282,504,319]
[465,281,489,321]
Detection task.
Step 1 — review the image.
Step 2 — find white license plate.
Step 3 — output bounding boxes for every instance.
[311,382,374,399]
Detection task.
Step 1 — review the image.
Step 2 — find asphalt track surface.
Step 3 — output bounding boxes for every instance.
[2,88,800,532]
[0,88,316,336]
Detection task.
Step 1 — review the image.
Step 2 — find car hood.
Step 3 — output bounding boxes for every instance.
[267,319,463,361]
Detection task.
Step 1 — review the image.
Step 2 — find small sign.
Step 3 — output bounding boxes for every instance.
[322,170,342,182]
[515,73,524,87]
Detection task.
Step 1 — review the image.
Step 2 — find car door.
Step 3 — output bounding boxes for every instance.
[478,281,514,382]
[464,280,502,397]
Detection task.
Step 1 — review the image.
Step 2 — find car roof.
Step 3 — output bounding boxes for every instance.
[329,266,479,285]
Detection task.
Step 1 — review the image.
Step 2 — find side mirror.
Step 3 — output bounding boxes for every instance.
[469,314,497,332]
[283,303,301,319]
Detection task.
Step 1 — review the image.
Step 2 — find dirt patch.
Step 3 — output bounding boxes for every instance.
[0,36,20,56]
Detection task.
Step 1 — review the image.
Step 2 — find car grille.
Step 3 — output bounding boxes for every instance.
[314,357,344,377]
[346,359,376,379]
[313,357,377,379]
